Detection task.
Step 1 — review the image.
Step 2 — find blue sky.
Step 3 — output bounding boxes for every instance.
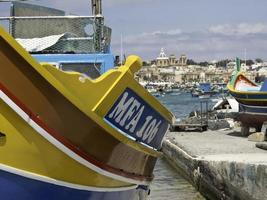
[1,0,267,61]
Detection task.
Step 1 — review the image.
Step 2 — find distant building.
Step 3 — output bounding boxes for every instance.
[178,54,187,66]
[241,63,249,72]
[135,48,240,84]
[156,48,169,67]
[169,54,176,66]
[156,48,187,67]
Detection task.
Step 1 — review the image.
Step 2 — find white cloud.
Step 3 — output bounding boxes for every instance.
[112,24,267,61]
[209,23,267,36]
[150,29,182,36]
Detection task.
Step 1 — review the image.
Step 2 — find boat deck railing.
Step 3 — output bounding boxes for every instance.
[0,16,111,54]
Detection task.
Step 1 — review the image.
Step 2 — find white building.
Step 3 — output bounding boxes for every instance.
[156,48,169,67]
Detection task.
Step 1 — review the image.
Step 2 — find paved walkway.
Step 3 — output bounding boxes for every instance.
[166,128,267,164]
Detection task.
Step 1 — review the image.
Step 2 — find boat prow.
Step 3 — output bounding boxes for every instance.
[0,25,174,199]
[227,70,267,129]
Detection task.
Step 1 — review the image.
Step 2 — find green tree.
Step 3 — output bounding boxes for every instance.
[216,59,230,68]
[187,59,197,65]
[245,60,254,66]
[142,61,149,66]
[199,61,209,67]
[255,58,263,63]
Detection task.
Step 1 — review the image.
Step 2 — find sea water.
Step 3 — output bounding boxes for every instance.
[149,158,205,200]
[149,92,218,200]
[156,92,216,120]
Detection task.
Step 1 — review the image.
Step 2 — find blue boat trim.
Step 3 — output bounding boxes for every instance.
[104,88,169,149]
[229,91,267,100]
[239,103,267,115]
[32,54,115,74]
[104,119,159,151]
[0,165,141,200]
[260,79,267,91]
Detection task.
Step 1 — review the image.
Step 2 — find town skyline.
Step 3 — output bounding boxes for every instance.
[143,48,266,67]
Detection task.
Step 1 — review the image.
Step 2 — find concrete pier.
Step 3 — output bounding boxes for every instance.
[162,128,267,200]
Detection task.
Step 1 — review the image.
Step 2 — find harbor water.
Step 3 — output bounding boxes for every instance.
[156,91,217,120]
[149,158,205,200]
[149,91,218,200]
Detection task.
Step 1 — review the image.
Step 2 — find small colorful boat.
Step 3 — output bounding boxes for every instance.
[227,58,267,129]
[0,1,174,199]
[191,83,217,98]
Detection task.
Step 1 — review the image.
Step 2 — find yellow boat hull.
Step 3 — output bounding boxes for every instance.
[0,25,174,197]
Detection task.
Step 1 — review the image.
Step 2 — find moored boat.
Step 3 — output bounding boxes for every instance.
[191,83,217,98]
[227,58,267,129]
[0,1,174,199]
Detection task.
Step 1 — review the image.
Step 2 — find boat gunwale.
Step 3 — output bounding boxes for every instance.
[0,163,138,192]
[227,72,267,95]
[0,26,165,158]
[0,81,154,185]
[227,85,267,96]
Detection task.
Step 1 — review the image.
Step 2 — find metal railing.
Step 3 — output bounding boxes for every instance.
[0,15,111,54]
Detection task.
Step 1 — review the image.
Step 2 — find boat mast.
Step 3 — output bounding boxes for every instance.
[91,0,104,52]
[91,0,102,16]
[120,34,123,65]
[244,48,247,68]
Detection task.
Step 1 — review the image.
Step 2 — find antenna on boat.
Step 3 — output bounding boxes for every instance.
[91,0,102,16]
[91,0,103,52]
[236,57,241,72]
[120,34,123,65]
[244,48,247,67]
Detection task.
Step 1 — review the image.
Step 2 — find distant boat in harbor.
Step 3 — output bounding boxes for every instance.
[145,85,158,93]
[191,82,218,98]
[198,94,211,99]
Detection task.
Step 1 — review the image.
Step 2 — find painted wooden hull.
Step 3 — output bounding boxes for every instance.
[228,72,267,128]
[0,168,138,200]
[228,72,267,106]
[0,26,174,197]
[234,103,267,128]
[228,91,267,106]
[0,95,141,199]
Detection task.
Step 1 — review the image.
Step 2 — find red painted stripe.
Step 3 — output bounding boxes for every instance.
[234,74,257,89]
[0,82,153,182]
